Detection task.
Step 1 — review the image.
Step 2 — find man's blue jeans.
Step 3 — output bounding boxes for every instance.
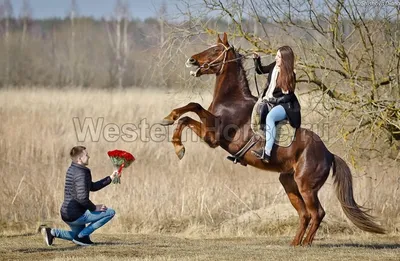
[53,208,115,241]
[264,105,287,156]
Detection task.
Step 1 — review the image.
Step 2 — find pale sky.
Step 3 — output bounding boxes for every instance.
[11,0,180,20]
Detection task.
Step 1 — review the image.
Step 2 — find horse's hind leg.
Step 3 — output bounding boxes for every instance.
[298,188,326,246]
[172,116,219,159]
[279,172,310,246]
[295,167,330,246]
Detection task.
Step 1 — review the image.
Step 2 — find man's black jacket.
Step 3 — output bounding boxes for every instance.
[60,162,111,222]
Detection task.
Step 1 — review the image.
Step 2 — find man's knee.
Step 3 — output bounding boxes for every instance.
[107,208,116,218]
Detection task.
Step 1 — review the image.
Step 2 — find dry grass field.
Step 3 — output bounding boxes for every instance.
[0,87,399,259]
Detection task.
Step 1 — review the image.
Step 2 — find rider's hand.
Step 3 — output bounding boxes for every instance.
[268,97,278,104]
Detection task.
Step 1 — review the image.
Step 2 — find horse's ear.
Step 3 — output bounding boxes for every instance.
[217,34,223,44]
[223,32,228,45]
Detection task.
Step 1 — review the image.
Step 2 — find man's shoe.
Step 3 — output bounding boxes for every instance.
[83,236,94,244]
[42,227,54,246]
[73,235,94,246]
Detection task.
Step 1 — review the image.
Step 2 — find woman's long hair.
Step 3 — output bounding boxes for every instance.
[277,46,295,92]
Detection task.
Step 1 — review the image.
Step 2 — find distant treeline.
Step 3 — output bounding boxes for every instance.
[0,15,183,88]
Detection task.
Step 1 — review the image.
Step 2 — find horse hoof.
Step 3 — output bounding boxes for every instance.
[175,145,185,160]
[160,118,174,126]
[301,242,312,247]
[290,241,300,247]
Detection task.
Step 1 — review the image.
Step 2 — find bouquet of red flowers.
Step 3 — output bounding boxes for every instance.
[107,150,135,184]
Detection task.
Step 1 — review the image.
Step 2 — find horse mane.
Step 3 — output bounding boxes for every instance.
[231,46,254,98]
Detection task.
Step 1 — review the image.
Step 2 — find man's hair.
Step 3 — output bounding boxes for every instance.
[70,146,86,161]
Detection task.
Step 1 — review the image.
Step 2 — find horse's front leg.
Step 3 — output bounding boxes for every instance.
[172,116,220,159]
[161,102,215,126]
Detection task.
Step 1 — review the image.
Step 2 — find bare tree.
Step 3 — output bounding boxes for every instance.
[0,0,13,86]
[156,1,169,87]
[1,0,13,37]
[158,1,168,46]
[19,0,32,49]
[172,0,400,153]
[107,0,130,88]
[68,0,79,86]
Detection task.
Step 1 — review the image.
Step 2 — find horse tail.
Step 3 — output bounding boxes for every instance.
[332,154,385,234]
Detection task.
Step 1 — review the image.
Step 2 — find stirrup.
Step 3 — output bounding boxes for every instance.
[226,155,247,166]
[226,155,239,164]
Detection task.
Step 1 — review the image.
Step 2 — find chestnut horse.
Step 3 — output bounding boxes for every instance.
[161,33,384,246]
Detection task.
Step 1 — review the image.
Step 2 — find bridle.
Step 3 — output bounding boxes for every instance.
[191,43,261,95]
[194,43,243,75]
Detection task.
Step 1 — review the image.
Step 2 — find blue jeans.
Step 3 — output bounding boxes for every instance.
[53,208,115,241]
[264,105,287,156]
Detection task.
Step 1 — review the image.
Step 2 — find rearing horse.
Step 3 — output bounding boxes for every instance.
[161,33,384,246]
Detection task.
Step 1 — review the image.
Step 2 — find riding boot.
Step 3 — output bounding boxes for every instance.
[251,148,270,163]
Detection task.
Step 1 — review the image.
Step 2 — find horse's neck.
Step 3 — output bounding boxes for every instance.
[212,61,253,105]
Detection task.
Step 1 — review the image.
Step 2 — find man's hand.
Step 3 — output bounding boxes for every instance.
[95,204,108,212]
[110,170,119,181]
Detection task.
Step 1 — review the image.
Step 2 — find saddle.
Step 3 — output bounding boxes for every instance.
[227,98,296,165]
[251,98,296,147]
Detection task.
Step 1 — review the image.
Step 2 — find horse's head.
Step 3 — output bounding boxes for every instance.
[186,32,233,77]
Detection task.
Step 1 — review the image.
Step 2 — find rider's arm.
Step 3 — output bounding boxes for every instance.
[254,57,276,75]
[276,92,295,103]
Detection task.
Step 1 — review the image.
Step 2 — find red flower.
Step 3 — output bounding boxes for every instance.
[107,150,135,184]
[107,150,135,162]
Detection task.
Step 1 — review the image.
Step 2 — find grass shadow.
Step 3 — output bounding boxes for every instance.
[94,241,143,246]
[15,245,81,253]
[318,243,400,249]
[1,232,37,238]
[15,241,143,253]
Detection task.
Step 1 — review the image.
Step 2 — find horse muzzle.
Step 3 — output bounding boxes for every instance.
[186,58,201,77]
[185,57,197,68]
